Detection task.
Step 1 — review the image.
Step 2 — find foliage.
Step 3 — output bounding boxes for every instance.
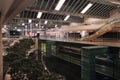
[6,38,34,55]
[38,73,65,80]
[9,58,44,80]
[4,38,65,80]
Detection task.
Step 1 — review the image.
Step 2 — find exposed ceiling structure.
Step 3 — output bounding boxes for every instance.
[6,0,119,29]
[0,0,35,26]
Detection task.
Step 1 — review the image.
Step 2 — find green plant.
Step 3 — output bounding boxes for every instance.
[4,38,65,80]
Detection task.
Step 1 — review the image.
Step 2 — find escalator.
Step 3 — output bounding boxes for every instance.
[81,19,120,41]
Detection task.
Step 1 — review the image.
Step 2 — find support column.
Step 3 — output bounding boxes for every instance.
[81,46,108,80]
[37,37,41,61]
[35,38,38,49]
[109,47,120,79]
[34,37,39,60]
[0,27,3,80]
[46,41,52,57]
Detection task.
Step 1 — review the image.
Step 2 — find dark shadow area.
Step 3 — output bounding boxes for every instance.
[45,56,118,80]
[45,56,81,80]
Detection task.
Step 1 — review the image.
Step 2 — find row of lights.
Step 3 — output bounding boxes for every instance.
[4,2,93,32]
[22,0,93,27]
[22,23,57,29]
[38,1,92,20]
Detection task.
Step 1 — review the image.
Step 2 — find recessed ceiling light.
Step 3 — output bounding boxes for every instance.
[81,3,93,14]
[55,0,66,11]
[37,12,42,18]
[64,15,70,21]
[44,21,48,24]
[29,19,32,23]
[36,24,38,26]
[55,25,57,27]
[22,23,25,26]
[42,26,44,28]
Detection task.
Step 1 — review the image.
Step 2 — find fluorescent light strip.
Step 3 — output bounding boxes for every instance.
[37,12,42,18]
[64,15,70,21]
[44,21,48,24]
[55,0,66,10]
[81,3,93,14]
[29,19,32,23]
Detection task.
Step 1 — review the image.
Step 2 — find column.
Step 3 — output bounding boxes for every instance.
[109,47,120,79]
[81,46,108,80]
[0,27,3,80]
[35,38,38,49]
[46,41,52,57]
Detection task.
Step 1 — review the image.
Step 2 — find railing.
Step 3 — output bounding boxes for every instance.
[81,19,120,41]
[39,39,120,80]
[94,19,120,33]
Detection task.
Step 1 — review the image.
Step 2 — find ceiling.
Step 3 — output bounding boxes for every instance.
[0,0,35,26]
[8,0,118,29]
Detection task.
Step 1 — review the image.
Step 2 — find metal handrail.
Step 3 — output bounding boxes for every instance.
[94,19,120,33]
[81,19,120,40]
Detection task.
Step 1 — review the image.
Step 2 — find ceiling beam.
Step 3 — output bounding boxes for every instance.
[0,0,35,25]
[25,9,107,19]
[88,0,117,6]
[9,22,70,26]
[14,17,70,23]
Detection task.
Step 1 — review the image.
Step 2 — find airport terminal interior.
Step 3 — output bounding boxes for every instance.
[0,0,120,80]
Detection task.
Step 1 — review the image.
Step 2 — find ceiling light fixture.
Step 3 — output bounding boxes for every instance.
[22,23,25,26]
[36,24,38,26]
[81,3,93,14]
[37,12,42,18]
[42,26,44,28]
[44,21,48,24]
[15,27,17,29]
[55,0,66,10]
[29,19,32,23]
[55,25,57,27]
[64,15,70,21]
